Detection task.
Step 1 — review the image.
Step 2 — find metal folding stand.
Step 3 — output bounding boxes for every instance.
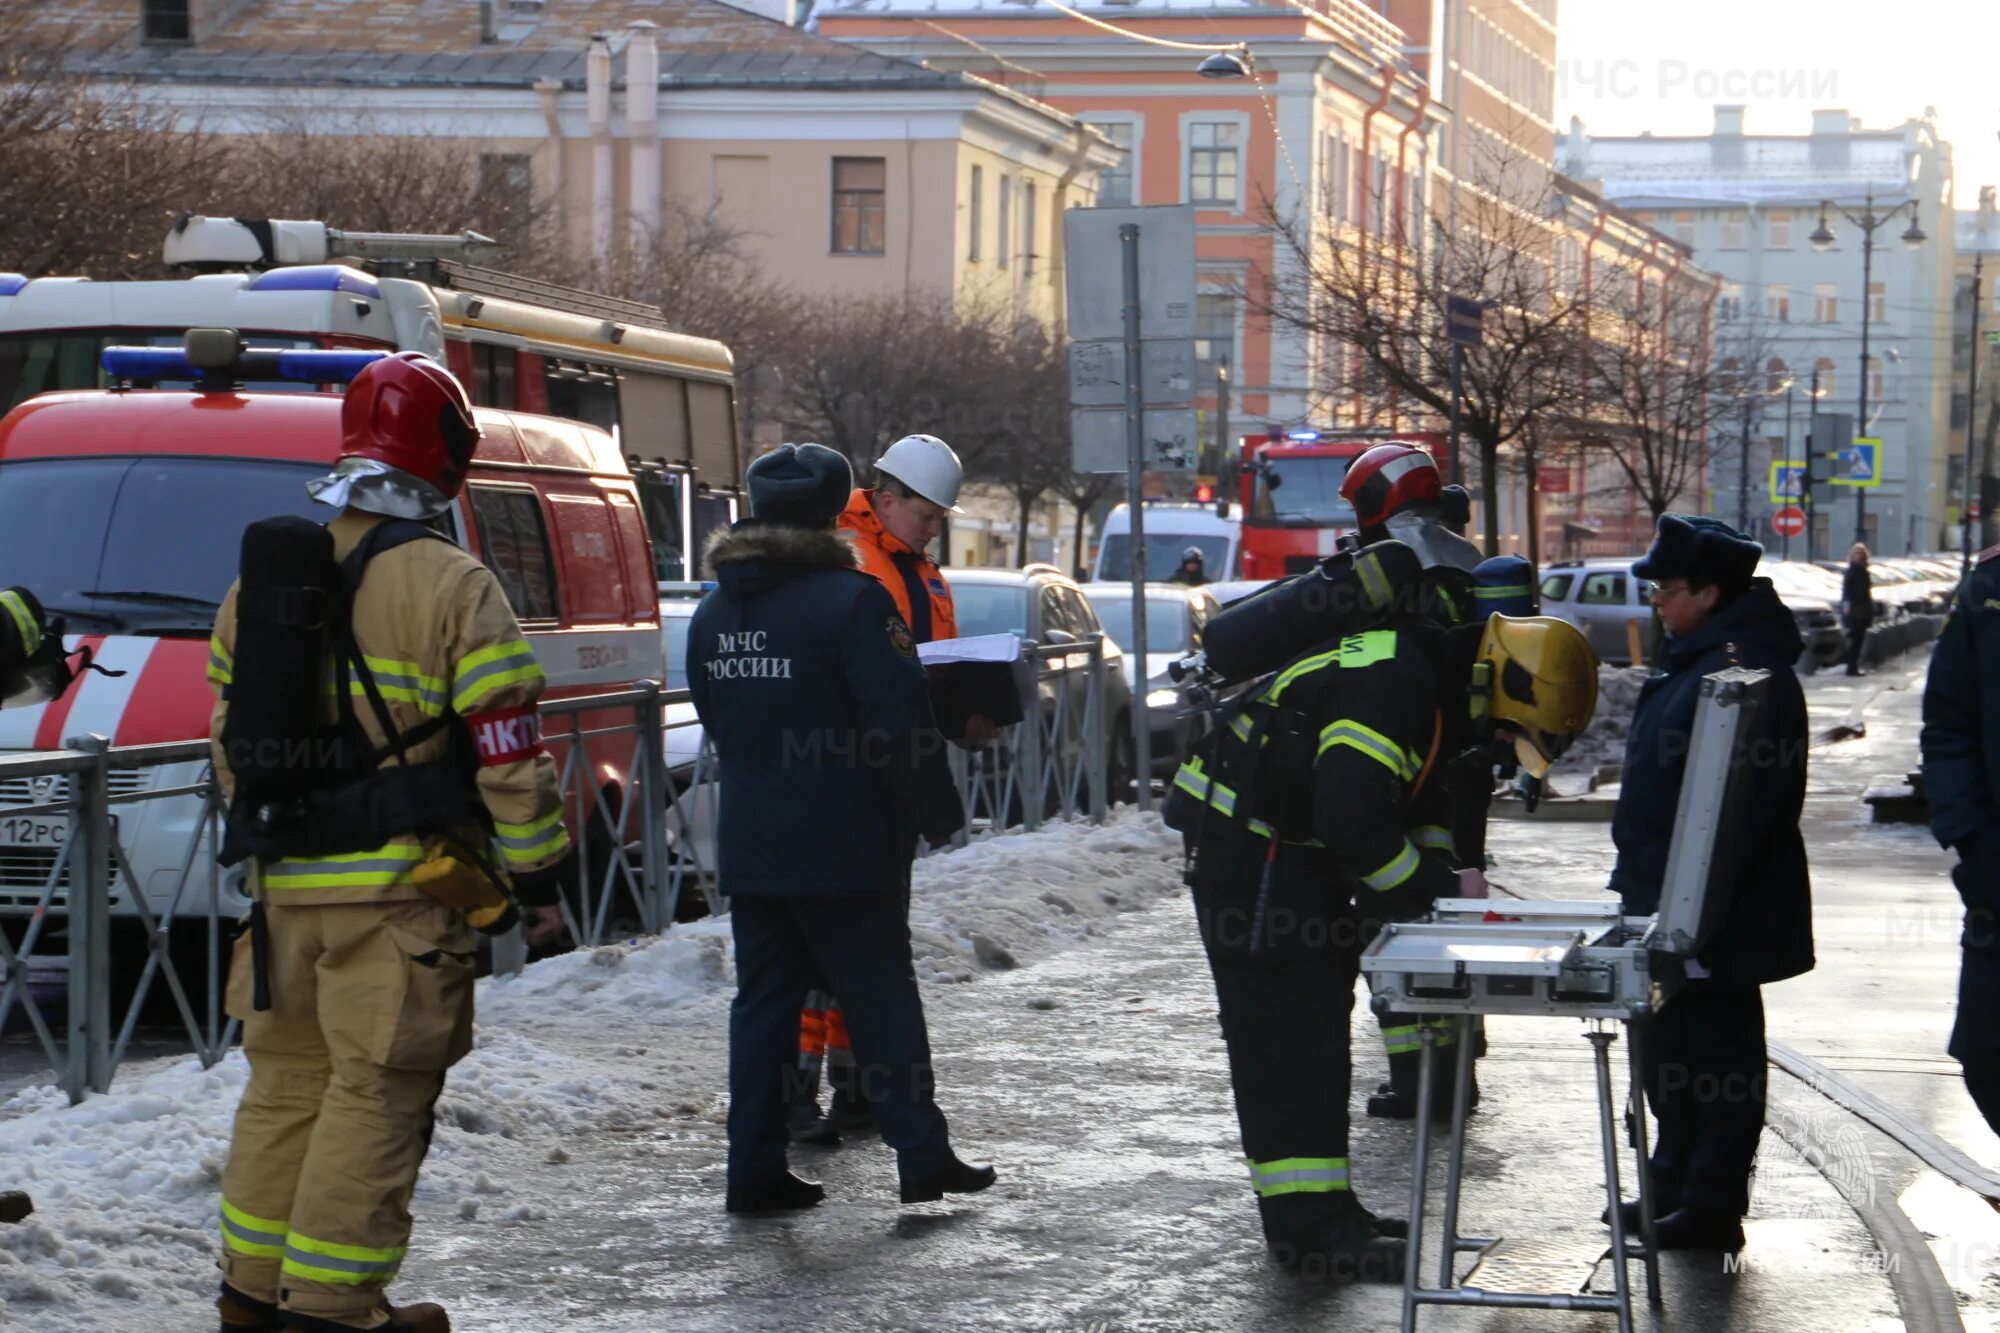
[1397,1014,1660,1333]
[1363,666,1774,1333]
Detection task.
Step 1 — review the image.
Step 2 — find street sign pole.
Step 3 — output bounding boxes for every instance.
[1782,386,1795,561]
[1965,253,1982,576]
[1119,223,1153,811]
[1448,341,1464,489]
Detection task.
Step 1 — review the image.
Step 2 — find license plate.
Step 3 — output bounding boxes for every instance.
[0,816,68,848]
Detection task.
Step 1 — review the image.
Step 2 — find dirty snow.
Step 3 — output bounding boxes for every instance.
[0,811,1184,1327]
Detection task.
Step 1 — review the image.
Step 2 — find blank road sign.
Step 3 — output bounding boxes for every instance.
[1062,205,1198,343]
[1070,407,1199,474]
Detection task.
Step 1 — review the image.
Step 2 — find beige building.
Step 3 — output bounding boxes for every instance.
[35,0,1117,332]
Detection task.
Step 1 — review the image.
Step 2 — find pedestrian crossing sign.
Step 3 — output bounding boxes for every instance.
[1768,460,1806,503]
[1830,438,1881,488]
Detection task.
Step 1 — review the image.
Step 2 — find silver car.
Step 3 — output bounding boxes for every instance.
[1538,559,1661,665]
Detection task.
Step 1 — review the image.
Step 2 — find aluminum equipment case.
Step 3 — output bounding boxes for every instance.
[1359,666,1769,1333]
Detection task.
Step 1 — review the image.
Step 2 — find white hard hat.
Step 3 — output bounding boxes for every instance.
[875,433,964,512]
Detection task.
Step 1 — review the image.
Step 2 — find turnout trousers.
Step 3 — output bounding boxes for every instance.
[1189,834,1371,1256]
[1639,980,1767,1219]
[728,886,953,1188]
[218,899,476,1330]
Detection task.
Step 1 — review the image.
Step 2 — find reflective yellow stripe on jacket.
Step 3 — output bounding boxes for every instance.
[262,844,425,893]
[452,640,544,713]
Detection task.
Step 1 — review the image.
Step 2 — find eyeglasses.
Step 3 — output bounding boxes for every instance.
[1648,580,1690,602]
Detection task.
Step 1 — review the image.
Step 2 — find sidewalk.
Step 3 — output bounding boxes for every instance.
[3,816,1914,1331]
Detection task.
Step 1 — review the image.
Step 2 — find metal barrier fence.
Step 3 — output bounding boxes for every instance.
[944,636,1113,842]
[1,653,1119,1104]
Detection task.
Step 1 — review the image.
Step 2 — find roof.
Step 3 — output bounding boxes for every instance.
[25,0,993,94]
[0,390,629,476]
[1559,124,1927,210]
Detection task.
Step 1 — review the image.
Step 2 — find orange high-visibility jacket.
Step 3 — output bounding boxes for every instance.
[838,489,957,644]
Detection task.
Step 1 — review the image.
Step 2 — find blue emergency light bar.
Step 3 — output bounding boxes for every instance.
[244,265,383,299]
[100,346,388,385]
[1285,430,1321,442]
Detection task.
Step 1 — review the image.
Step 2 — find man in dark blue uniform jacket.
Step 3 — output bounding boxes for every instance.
[1610,515,1813,1253]
[688,443,991,1214]
[1921,543,2000,1134]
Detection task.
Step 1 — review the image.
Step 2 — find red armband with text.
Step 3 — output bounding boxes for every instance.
[466,704,544,766]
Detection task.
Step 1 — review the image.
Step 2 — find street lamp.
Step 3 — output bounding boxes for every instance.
[1808,187,1927,547]
[1197,46,1252,79]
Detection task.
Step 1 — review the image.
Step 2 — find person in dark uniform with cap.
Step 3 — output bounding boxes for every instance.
[689,443,996,1213]
[1921,541,2000,1134]
[1607,514,1812,1253]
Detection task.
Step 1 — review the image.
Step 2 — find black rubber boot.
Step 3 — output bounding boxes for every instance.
[1366,1071,1480,1120]
[826,1084,876,1134]
[1275,1199,1409,1284]
[787,1092,839,1147]
[726,1171,826,1215]
[282,1305,450,1333]
[1651,1205,1745,1251]
[218,1283,283,1332]
[900,1155,998,1204]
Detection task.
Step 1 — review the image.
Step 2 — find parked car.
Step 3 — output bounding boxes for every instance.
[1755,561,1846,667]
[946,564,1137,795]
[1538,559,1662,665]
[1081,582,1221,773]
[659,584,718,899]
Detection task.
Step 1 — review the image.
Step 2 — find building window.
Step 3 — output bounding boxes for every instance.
[143,0,191,42]
[1194,292,1235,384]
[1187,121,1241,208]
[1721,212,1746,249]
[1091,122,1134,207]
[831,157,886,255]
[997,175,1013,270]
[1766,210,1793,249]
[1866,355,1885,403]
[1671,212,1696,246]
[1718,282,1743,322]
[1814,357,1838,401]
[968,165,983,262]
[1868,281,1886,323]
[1767,357,1791,393]
[1023,181,1038,279]
[1813,282,1839,323]
[1331,136,1350,222]
[1764,284,1790,323]
[1371,157,1389,234]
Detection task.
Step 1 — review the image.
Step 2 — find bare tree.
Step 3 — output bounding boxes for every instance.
[1256,140,1590,552]
[0,17,235,278]
[1569,259,1768,523]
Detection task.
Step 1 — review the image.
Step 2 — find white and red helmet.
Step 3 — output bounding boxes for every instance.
[1340,442,1442,530]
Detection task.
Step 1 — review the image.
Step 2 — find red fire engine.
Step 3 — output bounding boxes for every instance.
[1232,429,1452,580]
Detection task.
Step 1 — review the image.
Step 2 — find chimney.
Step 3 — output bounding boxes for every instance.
[587,32,613,276]
[1980,185,1998,246]
[1810,108,1851,137]
[477,0,496,42]
[626,21,662,259]
[1713,104,1744,136]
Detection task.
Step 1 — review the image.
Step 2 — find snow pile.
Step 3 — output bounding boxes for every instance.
[1553,664,1650,783]
[908,813,1186,983]
[0,811,1184,1326]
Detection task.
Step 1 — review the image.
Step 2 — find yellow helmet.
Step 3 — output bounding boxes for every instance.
[1474,615,1599,778]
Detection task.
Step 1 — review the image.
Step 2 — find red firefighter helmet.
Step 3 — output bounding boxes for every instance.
[1340,441,1442,530]
[339,352,480,498]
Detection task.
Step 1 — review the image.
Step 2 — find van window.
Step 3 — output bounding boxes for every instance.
[469,484,560,622]
[1539,573,1575,602]
[1096,532,1231,581]
[546,493,625,624]
[605,491,656,619]
[1578,572,1626,606]
[689,490,737,578]
[635,470,686,581]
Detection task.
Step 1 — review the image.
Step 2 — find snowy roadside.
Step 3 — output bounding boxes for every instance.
[0,812,1185,1327]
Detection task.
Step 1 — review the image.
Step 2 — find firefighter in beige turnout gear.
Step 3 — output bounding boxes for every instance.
[211,353,571,1333]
